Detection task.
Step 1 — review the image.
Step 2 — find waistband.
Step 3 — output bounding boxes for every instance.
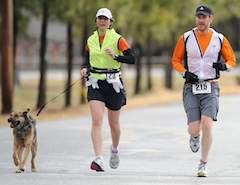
[90,67,120,74]
[185,79,219,85]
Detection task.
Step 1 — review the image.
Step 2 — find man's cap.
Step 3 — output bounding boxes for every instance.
[195,5,213,16]
[96,8,113,20]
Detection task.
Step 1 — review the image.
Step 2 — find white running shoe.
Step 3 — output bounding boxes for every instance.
[189,135,200,153]
[90,156,104,172]
[197,162,207,177]
[109,147,120,169]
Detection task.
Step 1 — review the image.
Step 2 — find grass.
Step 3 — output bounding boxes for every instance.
[1,73,240,127]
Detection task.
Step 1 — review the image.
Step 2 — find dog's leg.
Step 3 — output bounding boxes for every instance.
[20,144,31,172]
[13,143,21,173]
[17,145,24,172]
[13,144,20,166]
[31,137,37,172]
[18,145,24,163]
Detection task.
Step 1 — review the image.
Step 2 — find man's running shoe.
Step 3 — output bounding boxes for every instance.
[189,135,200,153]
[90,156,104,172]
[197,162,207,177]
[109,147,120,169]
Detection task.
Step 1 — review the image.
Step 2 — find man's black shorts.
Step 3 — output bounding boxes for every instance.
[87,80,126,110]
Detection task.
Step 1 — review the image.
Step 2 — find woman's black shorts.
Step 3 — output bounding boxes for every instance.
[87,80,126,111]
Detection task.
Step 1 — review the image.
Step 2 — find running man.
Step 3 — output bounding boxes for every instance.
[172,5,236,177]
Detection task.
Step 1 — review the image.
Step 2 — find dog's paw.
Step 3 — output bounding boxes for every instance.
[15,169,22,173]
[31,168,37,172]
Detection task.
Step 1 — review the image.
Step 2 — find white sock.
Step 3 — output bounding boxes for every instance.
[95,155,103,160]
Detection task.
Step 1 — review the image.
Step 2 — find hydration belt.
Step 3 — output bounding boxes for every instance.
[89,67,120,74]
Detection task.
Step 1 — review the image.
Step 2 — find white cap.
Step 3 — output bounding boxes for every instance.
[96,8,113,20]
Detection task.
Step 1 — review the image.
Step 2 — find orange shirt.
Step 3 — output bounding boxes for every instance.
[172,30,236,73]
[86,35,130,52]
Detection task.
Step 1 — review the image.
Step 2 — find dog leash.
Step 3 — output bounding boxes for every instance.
[36,77,85,116]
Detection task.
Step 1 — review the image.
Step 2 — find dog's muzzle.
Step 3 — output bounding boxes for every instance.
[8,118,21,128]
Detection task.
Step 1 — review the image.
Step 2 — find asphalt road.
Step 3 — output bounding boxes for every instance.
[1,95,240,185]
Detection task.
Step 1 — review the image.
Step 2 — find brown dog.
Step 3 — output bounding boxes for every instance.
[8,109,37,173]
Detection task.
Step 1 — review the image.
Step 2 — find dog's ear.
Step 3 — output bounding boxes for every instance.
[23,109,31,121]
[23,108,30,115]
[13,112,20,117]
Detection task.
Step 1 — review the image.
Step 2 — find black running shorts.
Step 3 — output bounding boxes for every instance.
[87,80,126,111]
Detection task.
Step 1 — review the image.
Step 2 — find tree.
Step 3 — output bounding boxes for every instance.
[52,0,79,107]
[79,21,89,104]
[1,0,14,113]
[65,20,74,107]
[11,0,40,88]
[61,1,77,107]
[0,0,2,85]
[54,9,75,108]
[13,0,20,87]
[116,0,164,92]
[36,0,49,109]
[133,42,143,94]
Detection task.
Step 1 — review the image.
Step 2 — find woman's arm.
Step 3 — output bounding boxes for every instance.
[114,48,135,64]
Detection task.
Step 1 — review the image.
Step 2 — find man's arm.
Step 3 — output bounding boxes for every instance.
[171,35,187,75]
[172,35,199,83]
[221,37,237,69]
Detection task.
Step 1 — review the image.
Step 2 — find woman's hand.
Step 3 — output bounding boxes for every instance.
[104,48,115,59]
[80,68,89,77]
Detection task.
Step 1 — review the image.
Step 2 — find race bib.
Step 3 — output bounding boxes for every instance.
[106,73,120,83]
[192,82,211,95]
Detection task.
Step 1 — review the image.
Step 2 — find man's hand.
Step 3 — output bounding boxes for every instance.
[183,71,199,84]
[212,63,228,71]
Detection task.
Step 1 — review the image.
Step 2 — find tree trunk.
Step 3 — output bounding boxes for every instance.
[1,0,14,113]
[0,0,2,85]
[232,17,240,50]
[146,36,152,91]
[165,32,175,89]
[13,0,20,88]
[36,1,48,109]
[80,21,88,104]
[134,42,142,95]
[165,61,172,89]
[65,21,73,107]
